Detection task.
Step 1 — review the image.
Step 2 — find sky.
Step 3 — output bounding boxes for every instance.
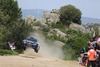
[18,0,100,19]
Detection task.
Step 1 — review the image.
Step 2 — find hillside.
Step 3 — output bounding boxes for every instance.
[81,17,100,24]
[22,9,100,24]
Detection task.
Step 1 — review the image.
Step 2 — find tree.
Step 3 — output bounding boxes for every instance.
[0,0,22,26]
[10,20,33,50]
[0,10,9,25]
[0,0,33,52]
[59,5,82,27]
[0,25,11,49]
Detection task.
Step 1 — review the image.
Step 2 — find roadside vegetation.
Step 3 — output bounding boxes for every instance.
[63,29,91,60]
[0,49,18,55]
[0,0,33,55]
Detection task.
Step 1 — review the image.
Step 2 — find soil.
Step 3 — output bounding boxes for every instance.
[0,49,83,67]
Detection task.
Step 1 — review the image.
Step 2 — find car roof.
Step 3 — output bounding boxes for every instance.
[25,37,37,42]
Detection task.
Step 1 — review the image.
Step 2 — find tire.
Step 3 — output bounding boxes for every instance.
[34,45,40,53]
[34,48,38,53]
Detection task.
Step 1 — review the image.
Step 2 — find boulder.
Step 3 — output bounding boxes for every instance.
[39,9,60,25]
[33,26,41,30]
[39,18,46,23]
[50,28,66,38]
[70,23,88,32]
[49,13,59,24]
[25,15,36,24]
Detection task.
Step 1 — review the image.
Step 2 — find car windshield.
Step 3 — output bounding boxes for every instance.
[26,37,37,42]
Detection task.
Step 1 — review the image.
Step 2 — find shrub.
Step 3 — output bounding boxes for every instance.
[32,21,42,26]
[51,22,65,33]
[41,25,50,32]
[46,34,59,41]
[63,29,91,60]
[0,50,18,56]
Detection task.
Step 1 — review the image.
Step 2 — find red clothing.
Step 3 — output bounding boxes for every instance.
[95,37,99,41]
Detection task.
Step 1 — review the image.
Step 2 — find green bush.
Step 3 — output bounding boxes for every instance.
[32,21,42,26]
[51,22,63,28]
[0,42,10,49]
[0,50,18,56]
[59,5,82,27]
[41,25,50,32]
[51,22,65,33]
[63,29,91,60]
[46,34,59,41]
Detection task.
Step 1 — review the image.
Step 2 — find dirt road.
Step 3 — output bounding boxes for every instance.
[0,55,82,67]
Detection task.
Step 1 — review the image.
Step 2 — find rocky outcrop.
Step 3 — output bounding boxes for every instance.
[25,15,36,24]
[49,28,66,38]
[39,9,60,25]
[49,12,59,24]
[70,23,85,30]
[39,18,46,24]
[69,23,94,33]
[33,26,41,30]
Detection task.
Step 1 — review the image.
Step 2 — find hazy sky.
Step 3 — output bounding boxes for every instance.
[18,0,100,19]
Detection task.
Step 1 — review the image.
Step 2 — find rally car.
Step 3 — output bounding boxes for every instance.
[23,37,40,53]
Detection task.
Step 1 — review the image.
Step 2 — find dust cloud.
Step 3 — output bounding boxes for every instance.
[24,31,64,59]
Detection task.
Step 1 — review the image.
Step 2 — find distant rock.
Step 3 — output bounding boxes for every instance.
[25,15,36,24]
[33,26,41,30]
[39,18,46,23]
[49,12,60,24]
[49,28,66,39]
[22,9,100,24]
[69,23,94,33]
[39,9,60,26]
